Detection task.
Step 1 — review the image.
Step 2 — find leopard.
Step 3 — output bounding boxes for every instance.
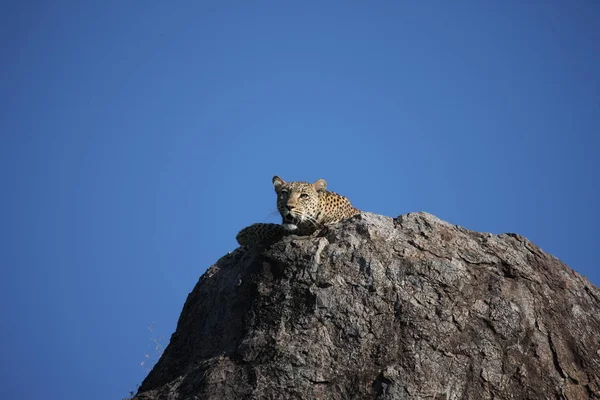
[236,175,360,247]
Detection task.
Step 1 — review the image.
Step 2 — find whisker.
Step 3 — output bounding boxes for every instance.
[301,214,319,227]
[263,209,281,221]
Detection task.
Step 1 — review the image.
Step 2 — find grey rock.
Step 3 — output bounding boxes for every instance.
[133,212,600,399]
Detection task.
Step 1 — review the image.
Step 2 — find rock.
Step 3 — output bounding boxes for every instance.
[133,212,600,400]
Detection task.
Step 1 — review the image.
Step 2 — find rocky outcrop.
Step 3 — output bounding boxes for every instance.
[134,212,600,399]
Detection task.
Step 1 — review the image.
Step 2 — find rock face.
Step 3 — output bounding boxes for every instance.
[134,212,600,399]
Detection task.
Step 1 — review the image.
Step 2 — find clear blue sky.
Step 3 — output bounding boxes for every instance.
[1,1,598,399]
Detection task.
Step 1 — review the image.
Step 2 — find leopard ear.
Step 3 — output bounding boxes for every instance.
[313,179,327,192]
[272,176,286,192]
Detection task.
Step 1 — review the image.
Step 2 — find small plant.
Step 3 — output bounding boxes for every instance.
[124,323,167,399]
[121,386,138,400]
[140,322,166,371]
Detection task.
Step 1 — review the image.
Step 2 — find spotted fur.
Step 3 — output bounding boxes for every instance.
[236,176,360,247]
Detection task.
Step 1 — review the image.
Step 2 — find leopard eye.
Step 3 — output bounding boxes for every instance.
[280,190,288,196]
[300,193,309,199]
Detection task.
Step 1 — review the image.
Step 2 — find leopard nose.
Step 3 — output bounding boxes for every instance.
[285,205,294,211]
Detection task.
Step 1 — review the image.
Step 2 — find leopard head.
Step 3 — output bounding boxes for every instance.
[272,175,327,226]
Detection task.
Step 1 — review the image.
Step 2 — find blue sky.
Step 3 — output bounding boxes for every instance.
[1,1,598,399]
